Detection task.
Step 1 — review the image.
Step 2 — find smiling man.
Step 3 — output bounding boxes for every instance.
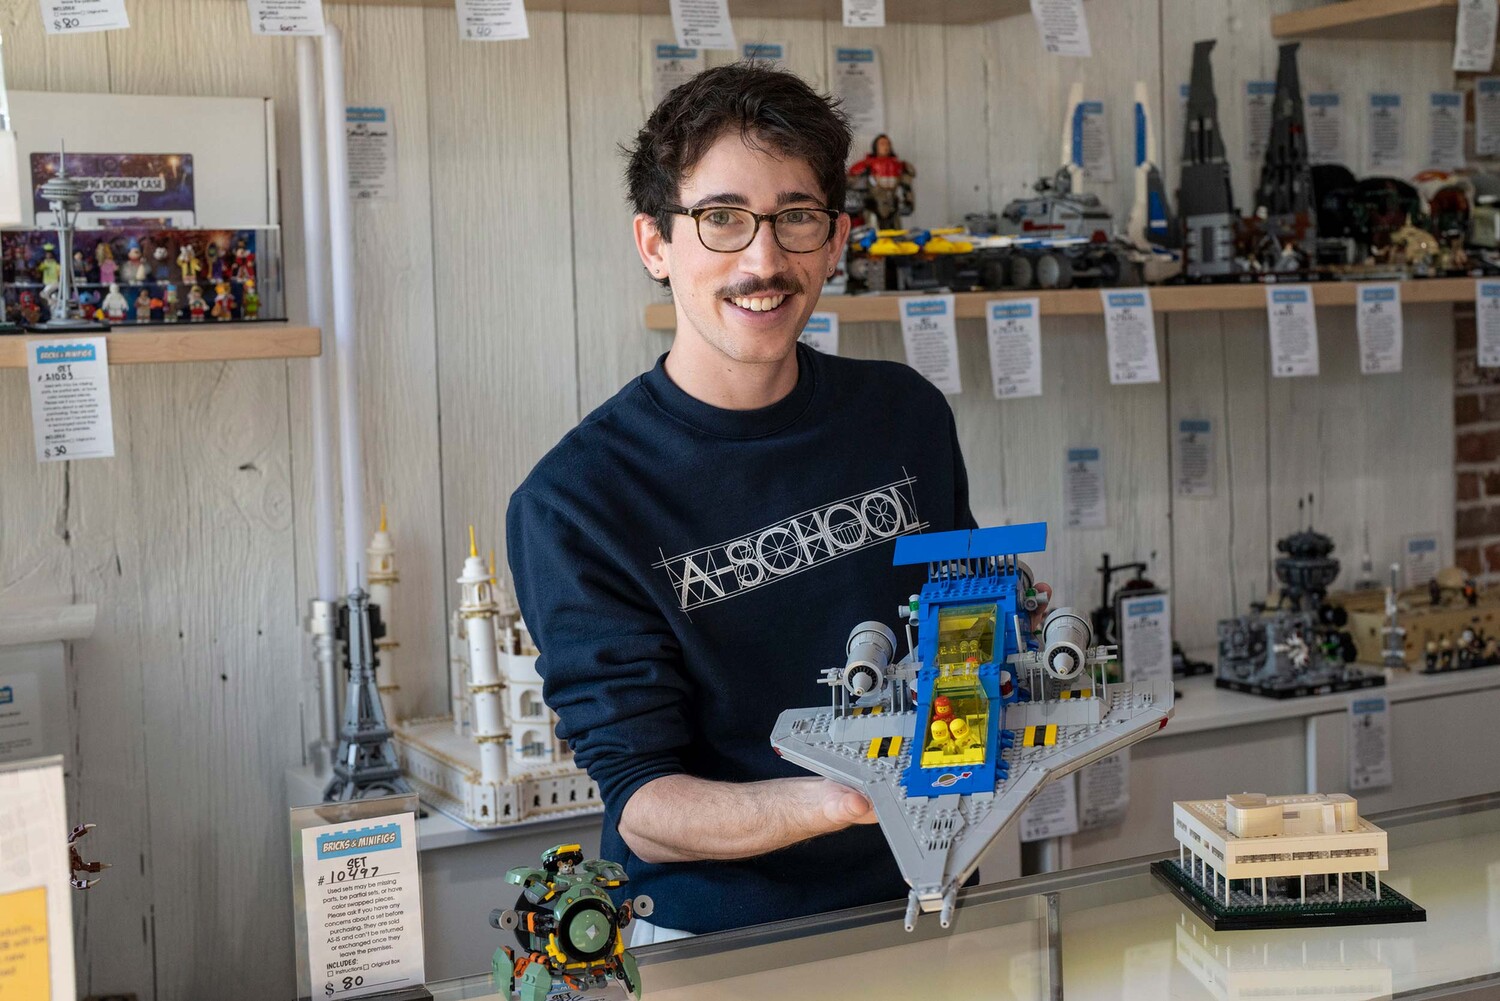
[505,64,977,941]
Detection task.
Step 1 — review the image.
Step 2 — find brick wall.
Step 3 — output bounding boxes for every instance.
[1456,306,1500,580]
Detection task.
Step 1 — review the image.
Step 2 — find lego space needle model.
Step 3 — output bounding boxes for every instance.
[771,523,1174,931]
[37,143,105,332]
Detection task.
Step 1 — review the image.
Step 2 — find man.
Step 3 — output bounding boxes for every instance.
[506,64,976,940]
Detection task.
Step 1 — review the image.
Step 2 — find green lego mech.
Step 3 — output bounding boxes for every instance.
[490,843,653,1001]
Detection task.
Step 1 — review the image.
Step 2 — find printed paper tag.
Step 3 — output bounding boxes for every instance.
[1348,696,1392,791]
[455,0,529,41]
[1101,289,1160,384]
[1265,285,1320,377]
[27,337,115,462]
[986,298,1043,399]
[1029,0,1091,57]
[799,312,839,355]
[346,108,396,200]
[1307,93,1346,165]
[1064,446,1106,529]
[247,0,325,35]
[1072,99,1113,181]
[741,41,787,69]
[1427,91,1465,170]
[1120,593,1171,686]
[40,0,128,34]
[1478,280,1500,367]
[1244,80,1275,161]
[1020,778,1080,842]
[1356,282,1402,375]
[843,0,884,27]
[1077,752,1129,831]
[1174,418,1215,498]
[900,295,961,395]
[1479,80,1500,157]
[670,0,735,51]
[651,41,704,105]
[1367,93,1406,173]
[1455,0,1499,72]
[1402,533,1442,589]
[834,48,885,150]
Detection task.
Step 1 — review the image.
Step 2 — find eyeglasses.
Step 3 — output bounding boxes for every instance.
[663,204,840,253]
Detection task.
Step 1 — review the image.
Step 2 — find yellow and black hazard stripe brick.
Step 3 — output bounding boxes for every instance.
[1021,724,1058,747]
[866,735,904,759]
[850,705,885,716]
[1059,689,1093,700]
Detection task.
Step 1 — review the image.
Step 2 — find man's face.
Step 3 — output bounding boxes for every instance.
[635,132,850,368]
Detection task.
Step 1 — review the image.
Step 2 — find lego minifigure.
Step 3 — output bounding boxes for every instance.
[37,244,60,287]
[134,288,153,323]
[101,283,128,323]
[177,243,201,286]
[76,290,96,321]
[847,134,916,231]
[232,240,254,283]
[18,291,40,325]
[205,243,222,281]
[152,244,171,281]
[71,249,91,285]
[187,284,208,322]
[1464,578,1479,607]
[1429,578,1442,607]
[121,245,149,284]
[162,283,180,323]
[210,282,235,321]
[241,279,260,320]
[97,243,117,286]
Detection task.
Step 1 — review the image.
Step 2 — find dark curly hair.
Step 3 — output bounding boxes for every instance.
[623,62,851,276]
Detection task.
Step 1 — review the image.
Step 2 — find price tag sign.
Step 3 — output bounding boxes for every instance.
[1356,282,1403,375]
[651,41,705,105]
[1100,289,1160,384]
[1119,592,1172,687]
[246,0,325,35]
[1265,285,1320,377]
[1029,0,1091,57]
[1479,280,1500,367]
[1243,80,1275,161]
[1348,696,1393,791]
[899,294,961,395]
[1174,418,1215,498]
[455,0,529,41]
[27,338,114,462]
[670,0,735,50]
[1077,752,1129,831]
[40,0,128,34]
[292,797,426,1000]
[1064,446,1106,529]
[799,312,839,355]
[0,757,73,1001]
[1307,93,1347,165]
[1455,0,1499,72]
[986,298,1043,399]
[1019,777,1079,842]
[842,0,884,27]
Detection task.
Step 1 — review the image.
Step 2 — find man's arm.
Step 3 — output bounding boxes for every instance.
[619,774,877,864]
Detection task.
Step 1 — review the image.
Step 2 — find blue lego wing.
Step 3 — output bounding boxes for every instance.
[892,523,1047,567]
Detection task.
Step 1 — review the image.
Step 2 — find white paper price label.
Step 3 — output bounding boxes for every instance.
[1402,533,1442,589]
[1265,285,1320,377]
[741,41,786,69]
[1479,280,1500,367]
[300,812,425,998]
[40,0,128,34]
[1020,777,1079,842]
[799,312,839,355]
[1356,283,1403,375]
[1077,751,1129,831]
[246,0,325,35]
[650,40,704,105]
[1120,593,1172,686]
[986,297,1042,399]
[1367,93,1406,174]
[1244,80,1275,161]
[1427,92,1465,170]
[1307,93,1347,165]
[1072,99,1113,181]
[834,48,885,150]
[1455,0,1499,72]
[1029,0,1091,57]
[1064,446,1106,529]
[1480,80,1500,158]
[1174,418,1215,498]
[346,108,396,200]
[1100,289,1160,384]
[1348,696,1393,791]
[455,0,529,41]
[670,0,734,50]
[843,0,884,27]
[900,295,961,395]
[27,338,114,462]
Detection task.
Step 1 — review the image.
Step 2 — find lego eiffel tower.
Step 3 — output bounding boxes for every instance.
[323,586,414,802]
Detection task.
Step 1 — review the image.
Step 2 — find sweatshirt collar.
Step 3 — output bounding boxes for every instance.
[641,342,819,440]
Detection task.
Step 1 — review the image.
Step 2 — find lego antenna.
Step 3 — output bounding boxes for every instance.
[468,524,477,559]
[380,503,387,533]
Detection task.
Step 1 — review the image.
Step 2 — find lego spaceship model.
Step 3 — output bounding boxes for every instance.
[490,843,652,1001]
[770,523,1175,931]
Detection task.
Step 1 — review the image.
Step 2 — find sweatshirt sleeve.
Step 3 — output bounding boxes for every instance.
[948,406,979,531]
[505,488,691,820]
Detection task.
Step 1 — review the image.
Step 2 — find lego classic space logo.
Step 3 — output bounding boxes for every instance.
[655,475,928,611]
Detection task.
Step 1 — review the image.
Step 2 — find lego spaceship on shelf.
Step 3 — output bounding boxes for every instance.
[770,523,1175,931]
[490,843,651,1001]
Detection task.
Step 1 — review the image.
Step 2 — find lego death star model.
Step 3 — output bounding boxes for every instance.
[770,522,1174,931]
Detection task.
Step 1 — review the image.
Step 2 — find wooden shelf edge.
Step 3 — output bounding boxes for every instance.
[0,324,321,368]
[1271,0,1456,40]
[261,0,1019,25]
[643,278,1478,330]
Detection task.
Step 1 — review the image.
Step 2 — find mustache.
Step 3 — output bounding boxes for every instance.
[718,275,804,299]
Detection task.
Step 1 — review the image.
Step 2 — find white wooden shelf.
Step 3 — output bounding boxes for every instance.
[1271,0,1458,41]
[219,0,1034,24]
[0,324,321,369]
[643,276,1478,329]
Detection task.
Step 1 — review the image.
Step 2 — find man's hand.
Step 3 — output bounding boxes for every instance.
[620,775,879,865]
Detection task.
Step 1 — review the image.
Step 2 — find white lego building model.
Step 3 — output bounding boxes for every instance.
[1173,792,1389,906]
[388,527,600,829]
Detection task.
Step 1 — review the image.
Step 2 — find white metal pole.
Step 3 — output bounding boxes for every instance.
[297,37,341,766]
[321,25,366,592]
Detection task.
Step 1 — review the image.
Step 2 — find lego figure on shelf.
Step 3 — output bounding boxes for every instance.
[134,288,153,323]
[210,282,235,321]
[71,249,91,285]
[847,133,915,230]
[177,243,201,286]
[187,284,208,322]
[205,242,222,282]
[232,239,256,283]
[18,291,40,326]
[162,283,180,323]
[97,243,117,286]
[489,844,650,1001]
[101,283,128,324]
[121,245,149,284]
[67,823,110,890]
[1152,793,1424,930]
[241,279,260,319]
[37,244,60,287]
[152,244,171,280]
[76,290,97,321]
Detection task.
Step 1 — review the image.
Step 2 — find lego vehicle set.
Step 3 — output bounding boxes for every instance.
[770,522,1174,931]
[1331,565,1500,674]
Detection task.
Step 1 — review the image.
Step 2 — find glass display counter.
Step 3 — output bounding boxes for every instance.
[425,794,1500,1000]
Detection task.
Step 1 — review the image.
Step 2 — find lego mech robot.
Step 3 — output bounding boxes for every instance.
[489,843,652,1001]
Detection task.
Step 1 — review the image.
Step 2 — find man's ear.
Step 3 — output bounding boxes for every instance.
[635,213,670,282]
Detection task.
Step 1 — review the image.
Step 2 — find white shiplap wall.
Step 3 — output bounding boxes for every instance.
[0,0,1456,995]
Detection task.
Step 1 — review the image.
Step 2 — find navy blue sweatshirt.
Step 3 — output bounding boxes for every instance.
[505,343,976,934]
